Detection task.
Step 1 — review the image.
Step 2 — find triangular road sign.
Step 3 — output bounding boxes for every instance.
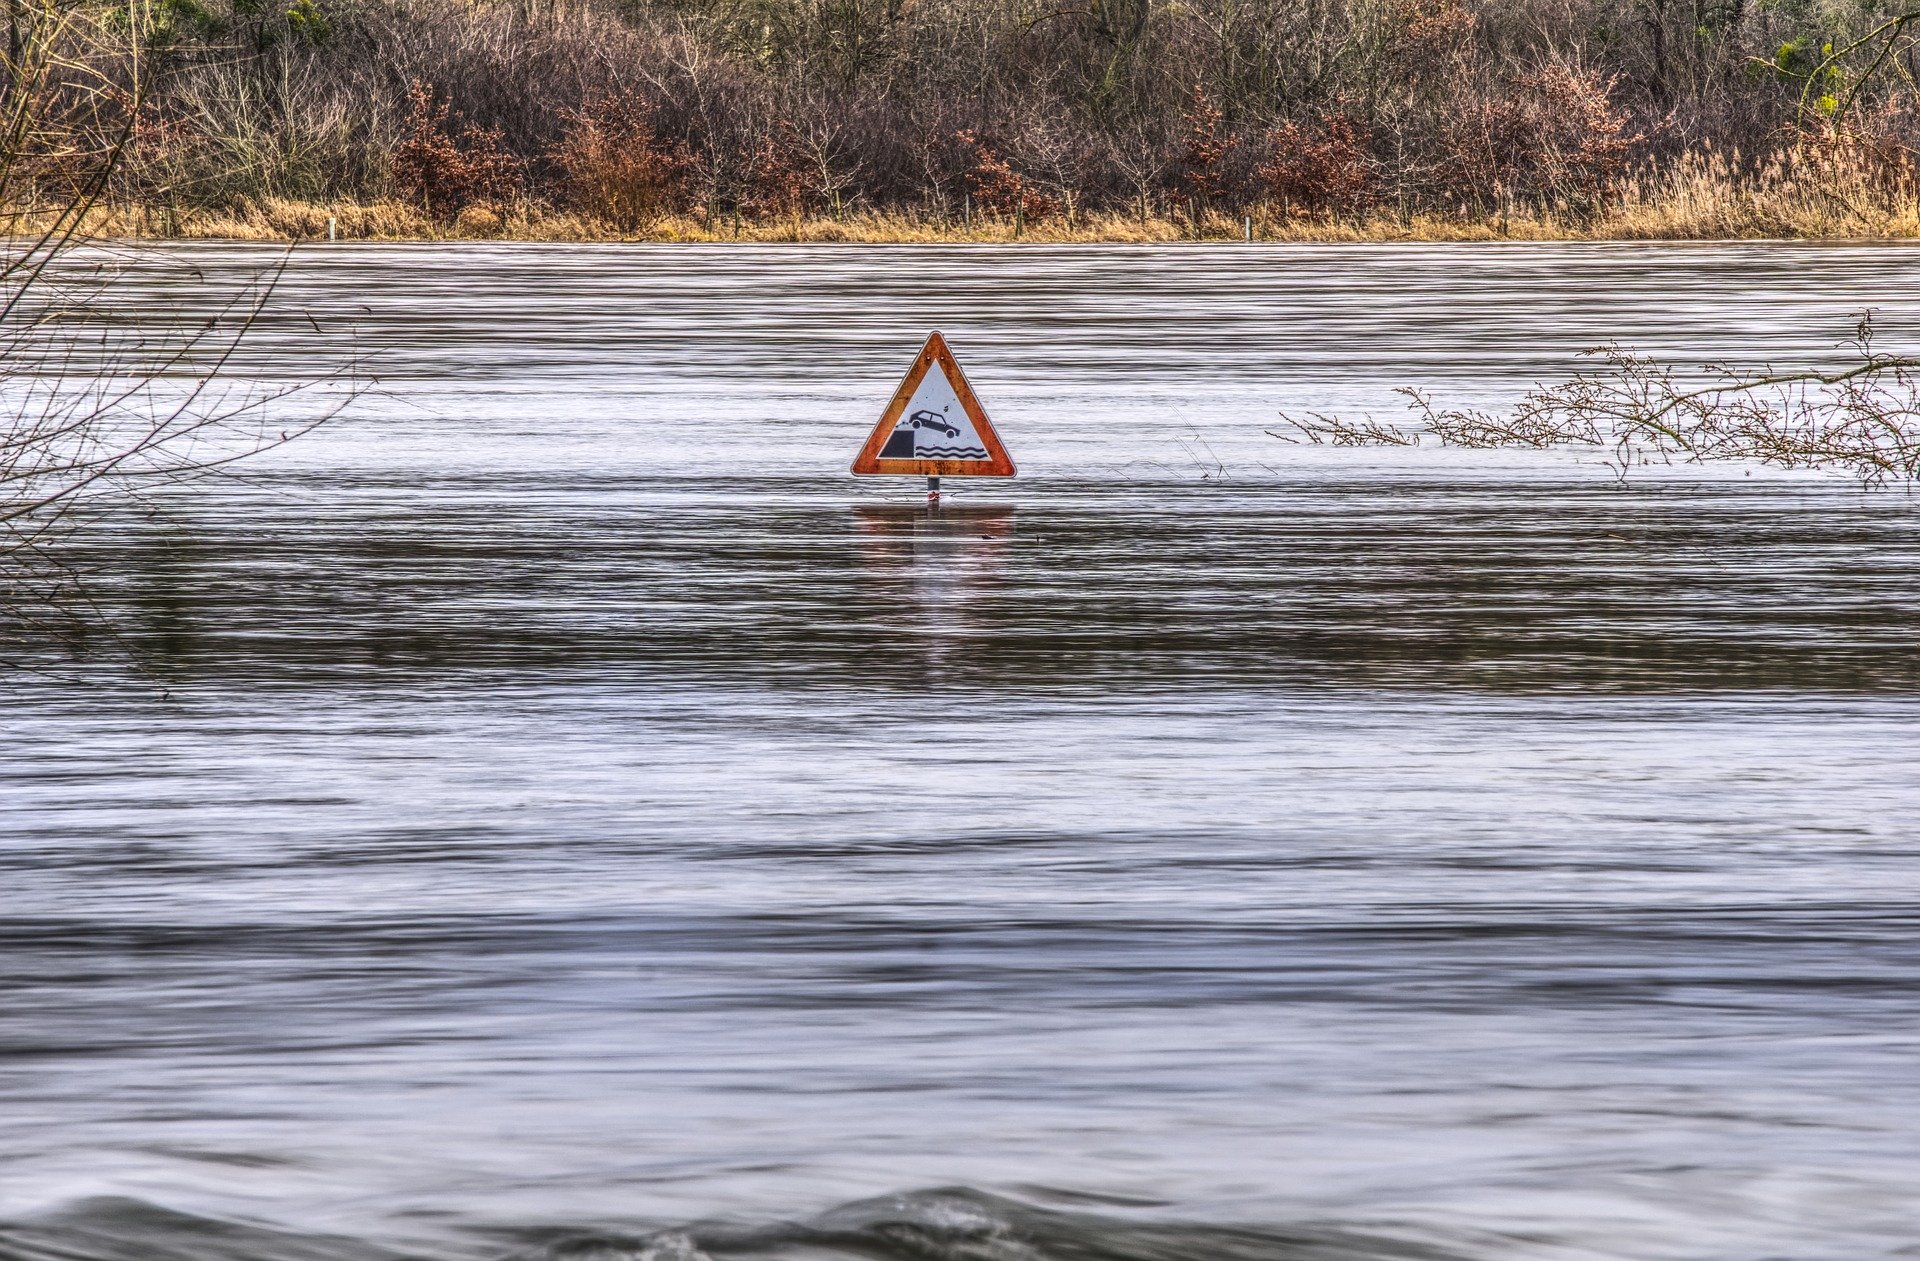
[852,332,1016,477]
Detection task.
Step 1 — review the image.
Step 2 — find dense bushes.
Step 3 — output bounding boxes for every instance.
[77,0,1920,229]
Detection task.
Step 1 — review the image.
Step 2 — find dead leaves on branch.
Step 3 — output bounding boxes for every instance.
[550,90,693,229]
[389,79,523,219]
[1259,110,1378,217]
[954,129,1062,220]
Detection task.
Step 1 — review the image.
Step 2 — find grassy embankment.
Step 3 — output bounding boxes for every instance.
[80,158,1920,245]
[83,145,1920,242]
[21,0,1920,244]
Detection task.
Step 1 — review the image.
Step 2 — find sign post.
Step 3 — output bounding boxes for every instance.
[852,332,1015,507]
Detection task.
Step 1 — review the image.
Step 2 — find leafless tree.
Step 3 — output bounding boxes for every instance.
[3,0,356,561]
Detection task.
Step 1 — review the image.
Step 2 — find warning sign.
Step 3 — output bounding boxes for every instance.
[851,332,1016,477]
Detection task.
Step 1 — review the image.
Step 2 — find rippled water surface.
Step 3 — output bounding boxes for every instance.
[4,243,1920,1261]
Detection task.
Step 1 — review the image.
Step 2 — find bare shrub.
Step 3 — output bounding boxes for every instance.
[1518,65,1640,213]
[1439,65,1639,215]
[1297,314,1920,486]
[785,97,872,219]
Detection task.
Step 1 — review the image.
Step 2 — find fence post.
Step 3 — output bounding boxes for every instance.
[326,215,336,242]
[964,194,971,233]
[1243,215,1252,242]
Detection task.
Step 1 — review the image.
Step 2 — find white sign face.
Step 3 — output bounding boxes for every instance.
[874,365,991,462]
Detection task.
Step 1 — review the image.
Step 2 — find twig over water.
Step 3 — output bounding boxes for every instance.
[1275,313,1920,486]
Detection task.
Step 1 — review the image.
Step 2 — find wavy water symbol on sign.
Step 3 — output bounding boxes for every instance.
[878,405,989,460]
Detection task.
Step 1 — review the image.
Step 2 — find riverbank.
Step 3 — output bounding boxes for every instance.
[76,159,1920,244]
[90,202,1920,244]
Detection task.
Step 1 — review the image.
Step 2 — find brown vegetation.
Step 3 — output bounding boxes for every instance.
[550,91,691,229]
[389,80,524,220]
[1260,111,1379,220]
[4,0,1917,240]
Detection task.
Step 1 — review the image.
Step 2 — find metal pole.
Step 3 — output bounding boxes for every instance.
[326,215,337,242]
[927,475,941,508]
[1243,215,1252,241]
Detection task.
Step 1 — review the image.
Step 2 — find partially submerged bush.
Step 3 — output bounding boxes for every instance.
[1278,315,1920,486]
[0,0,357,564]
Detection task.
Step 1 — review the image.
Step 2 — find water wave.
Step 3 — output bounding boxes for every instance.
[0,1192,1469,1261]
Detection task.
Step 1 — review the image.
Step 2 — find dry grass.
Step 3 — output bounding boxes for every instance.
[33,148,1920,242]
[1604,148,1920,240]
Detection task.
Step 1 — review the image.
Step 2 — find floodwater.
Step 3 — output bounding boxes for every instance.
[4,243,1920,1261]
